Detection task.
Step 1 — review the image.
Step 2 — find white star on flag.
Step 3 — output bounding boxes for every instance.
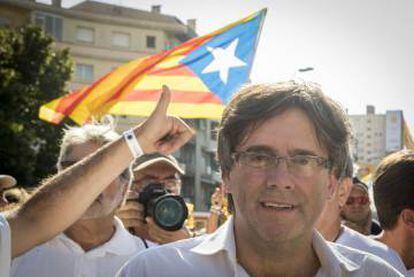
[202,38,247,84]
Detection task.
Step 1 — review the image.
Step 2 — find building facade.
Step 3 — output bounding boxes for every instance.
[0,0,196,90]
[349,105,410,167]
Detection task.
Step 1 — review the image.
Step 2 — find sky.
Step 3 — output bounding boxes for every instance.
[56,0,414,130]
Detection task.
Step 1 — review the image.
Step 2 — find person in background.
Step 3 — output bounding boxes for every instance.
[341,177,381,235]
[206,183,229,234]
[117,153,193,245]
[0,86,194,277]
[11,124,152,277]
[372,150,414,275]
[316,156,407,273]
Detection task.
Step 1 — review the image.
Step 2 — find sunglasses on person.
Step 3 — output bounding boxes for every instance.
[346,196,370,206]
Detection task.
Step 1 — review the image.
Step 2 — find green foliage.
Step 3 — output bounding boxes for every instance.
[0,25,73,187]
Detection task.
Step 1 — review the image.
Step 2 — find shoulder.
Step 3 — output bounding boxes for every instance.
[338,227,388,251]
[118,235,210,276]
[330,243,404,276]
[336,227,406,271]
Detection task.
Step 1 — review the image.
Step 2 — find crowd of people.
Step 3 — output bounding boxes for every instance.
[0,82,413,276]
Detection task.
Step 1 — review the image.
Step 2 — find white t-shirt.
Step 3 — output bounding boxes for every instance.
[0,214,11,277]
[336,225,407,274]
[118,216,402,277]
[11,217,148,277]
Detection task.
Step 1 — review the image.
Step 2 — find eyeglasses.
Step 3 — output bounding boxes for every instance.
[232,151,331,178]
[346,196,370,206]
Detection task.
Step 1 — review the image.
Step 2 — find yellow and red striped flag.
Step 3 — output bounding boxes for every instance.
[39,9,267,125]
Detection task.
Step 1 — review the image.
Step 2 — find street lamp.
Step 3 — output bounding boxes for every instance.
[298,67,314,73]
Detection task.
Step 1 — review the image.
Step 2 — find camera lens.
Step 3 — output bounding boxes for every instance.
[153,195,188,231]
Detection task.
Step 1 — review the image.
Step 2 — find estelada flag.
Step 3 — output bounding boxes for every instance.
[39,9,267,125]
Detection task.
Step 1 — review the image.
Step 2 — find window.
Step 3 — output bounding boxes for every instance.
[76,27,94,43]
[34,12,62,41]
[112,32,130,48]
[146,35,156,48]
[210,121,219,140]
[75,64,94,82]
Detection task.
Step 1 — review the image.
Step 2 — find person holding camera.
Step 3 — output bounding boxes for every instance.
[0,86,194,276]
[117,153,192,246]
[11,124,158,277]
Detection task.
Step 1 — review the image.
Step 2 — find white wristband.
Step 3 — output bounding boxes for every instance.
[123,129,143,159]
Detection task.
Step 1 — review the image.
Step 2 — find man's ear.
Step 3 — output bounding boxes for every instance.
[337,177,353,208]
[326,173,338,200]
[221,173,231,194]
[401,208,414,229]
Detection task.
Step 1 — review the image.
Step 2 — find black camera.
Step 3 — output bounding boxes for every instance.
[138,183,188,231]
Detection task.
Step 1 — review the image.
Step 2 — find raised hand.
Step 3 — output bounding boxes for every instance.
[135,85,194,154]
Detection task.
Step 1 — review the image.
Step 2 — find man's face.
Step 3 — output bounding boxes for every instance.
[133,163,181,195]
[61,142,127,220]
[224,108,334,243]
[341,186,370,223]
[316,177,352,233]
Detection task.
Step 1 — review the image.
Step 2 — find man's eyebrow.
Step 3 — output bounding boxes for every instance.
[288,149,319,156]
[242,145,275,154]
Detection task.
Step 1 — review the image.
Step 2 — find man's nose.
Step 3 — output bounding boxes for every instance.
[265,160,294,190]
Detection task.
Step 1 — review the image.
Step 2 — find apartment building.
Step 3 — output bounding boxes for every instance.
[0,0,196,90]
[349,105,410,167]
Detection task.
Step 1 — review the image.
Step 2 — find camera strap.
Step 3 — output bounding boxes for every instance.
[140,237,149,249]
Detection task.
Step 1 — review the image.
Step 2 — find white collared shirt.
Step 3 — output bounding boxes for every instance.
[0,214,11,277]
[119,216,402,277]
[11,217,148,277]
[335,225,407,274]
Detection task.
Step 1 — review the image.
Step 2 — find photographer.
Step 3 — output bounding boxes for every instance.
[0,86,194,276]
[117,153,192,245]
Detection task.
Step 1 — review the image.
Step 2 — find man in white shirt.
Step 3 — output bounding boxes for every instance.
[12,124,150,276]
[316,157,407,273]
[1,86,193,277]
[119,81,401,276]
[373,150,414,276]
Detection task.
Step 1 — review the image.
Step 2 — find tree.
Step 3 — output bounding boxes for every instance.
[0,25,73,187]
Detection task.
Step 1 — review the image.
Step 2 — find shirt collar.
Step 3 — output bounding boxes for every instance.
[312,230,361,275]
[191,216,361,275]
[57,217,139,257]
[191,216,237,264]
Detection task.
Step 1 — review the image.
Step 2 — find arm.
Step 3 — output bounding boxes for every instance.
[6,86,194,257]
[206,186,223,233]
